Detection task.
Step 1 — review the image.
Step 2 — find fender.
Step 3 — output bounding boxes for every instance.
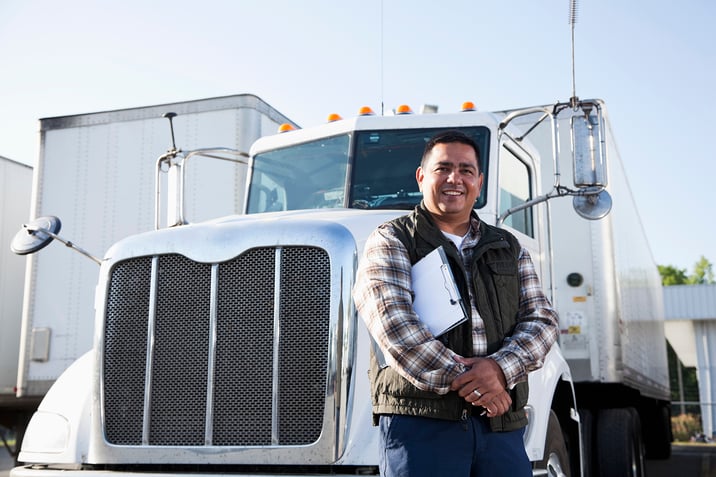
[18,351,93,467]
[523,344,577,461]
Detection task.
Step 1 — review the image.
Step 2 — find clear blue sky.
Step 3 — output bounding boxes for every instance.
[1,0,714,271]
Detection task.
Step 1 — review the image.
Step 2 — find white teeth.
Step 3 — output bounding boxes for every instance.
[444,191,462,196]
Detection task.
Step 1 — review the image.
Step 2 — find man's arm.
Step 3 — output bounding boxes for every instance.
[353,225,465,394]
[449,247,558,415]
[488,247,560,388]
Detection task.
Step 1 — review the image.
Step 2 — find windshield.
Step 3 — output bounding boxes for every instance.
[351,127,489,209]
[248,135,350,212]
[246,126,490,213]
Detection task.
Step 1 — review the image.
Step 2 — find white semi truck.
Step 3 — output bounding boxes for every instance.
[1,94,294,458]
[9,96,670,477]
[0,155,34,450]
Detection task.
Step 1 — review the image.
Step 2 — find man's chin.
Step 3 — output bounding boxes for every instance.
[436,206,471,219]
[438,200,468,212]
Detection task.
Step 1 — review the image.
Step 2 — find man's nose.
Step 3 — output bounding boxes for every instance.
[447,170,461,183]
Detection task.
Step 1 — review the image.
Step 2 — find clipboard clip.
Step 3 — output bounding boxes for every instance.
[440,264,460,305]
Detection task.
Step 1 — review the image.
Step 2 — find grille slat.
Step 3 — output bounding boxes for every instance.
[150,255,212,445]
[213,248,276,446]
[103,247,331,447]
[103,257,152,445]
[278,247,331,445]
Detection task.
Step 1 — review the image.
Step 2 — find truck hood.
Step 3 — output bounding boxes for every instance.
[104,208,404,265]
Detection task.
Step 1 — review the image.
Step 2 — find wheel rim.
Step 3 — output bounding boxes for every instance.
[547,452,567,477]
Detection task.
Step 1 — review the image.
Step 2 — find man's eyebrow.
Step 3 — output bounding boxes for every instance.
[435,160,477,167]
[434,160,477,169]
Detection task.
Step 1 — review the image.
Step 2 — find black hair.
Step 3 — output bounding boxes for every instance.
[421,130,481,168]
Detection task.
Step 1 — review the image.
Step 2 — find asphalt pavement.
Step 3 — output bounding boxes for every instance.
[1,447,12,477]
[2,443,715,476]
[646,444,716,477]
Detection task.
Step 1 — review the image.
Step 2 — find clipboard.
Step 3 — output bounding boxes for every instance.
[411,246,468,336]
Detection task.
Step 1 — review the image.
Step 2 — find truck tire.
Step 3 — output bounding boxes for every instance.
[644,403,672,459]
[596,408,645,477]
[535,410,571,477]
[579,408,594,477]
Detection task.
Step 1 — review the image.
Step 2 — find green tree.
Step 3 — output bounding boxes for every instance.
[658,256,716,286]
[667,341,699,407]
[658,264,688,286]
[688,255,715,285]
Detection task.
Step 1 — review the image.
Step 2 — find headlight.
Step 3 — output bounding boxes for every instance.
[21,411,70,454]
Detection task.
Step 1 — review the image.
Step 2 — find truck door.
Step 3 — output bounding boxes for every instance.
[496,140,543,281]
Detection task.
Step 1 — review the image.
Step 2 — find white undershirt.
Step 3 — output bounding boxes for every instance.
[442,230,468,251]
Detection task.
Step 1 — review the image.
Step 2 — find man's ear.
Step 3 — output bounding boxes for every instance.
[416,167,424,191]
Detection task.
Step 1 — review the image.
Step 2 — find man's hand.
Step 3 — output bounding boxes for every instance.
[450,356,512,417]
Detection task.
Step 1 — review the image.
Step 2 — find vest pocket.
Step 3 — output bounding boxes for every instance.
[486,259,517,276]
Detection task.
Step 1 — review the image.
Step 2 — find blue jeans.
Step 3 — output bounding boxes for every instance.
[379,414,531,477]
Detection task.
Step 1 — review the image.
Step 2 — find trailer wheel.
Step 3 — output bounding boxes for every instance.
[596,408,645,477]
[644,403,672,459]
[579,408,594,477]
[535,410,571,477]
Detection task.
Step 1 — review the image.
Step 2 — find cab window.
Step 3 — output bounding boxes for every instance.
[499,146,533,237]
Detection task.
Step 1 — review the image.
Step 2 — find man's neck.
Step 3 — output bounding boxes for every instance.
[433,217,470,237]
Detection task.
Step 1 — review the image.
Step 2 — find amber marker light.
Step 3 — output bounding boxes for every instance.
[395,104,413,115]
[358,106,375,116]
[277,123,296,133]
[461,101,476,112]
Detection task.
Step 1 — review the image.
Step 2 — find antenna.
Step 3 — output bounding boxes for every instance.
[569,0,579,108]
[380,0,385,116]
[163,112,178,152]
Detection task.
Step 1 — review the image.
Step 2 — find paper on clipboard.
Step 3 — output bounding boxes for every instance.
[411,246,467,337]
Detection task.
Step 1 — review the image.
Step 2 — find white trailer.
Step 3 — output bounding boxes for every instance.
[504,106,671,473]
[0,156,33,449]
[6,94,294,450]
[10,97,670,477]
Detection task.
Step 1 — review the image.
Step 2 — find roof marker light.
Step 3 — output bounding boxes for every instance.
[461,101,476,112]
[358,106,375,116]
[278,123,296,133]
[327,113,343,122]
[395,104,413,115]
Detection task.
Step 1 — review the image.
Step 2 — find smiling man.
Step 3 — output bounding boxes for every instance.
[415,138,483,235]
[353,130,559,476]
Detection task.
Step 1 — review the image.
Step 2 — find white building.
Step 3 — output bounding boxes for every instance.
[663,284,716,438]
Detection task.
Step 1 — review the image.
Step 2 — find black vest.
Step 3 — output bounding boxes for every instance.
[368,204,529,431]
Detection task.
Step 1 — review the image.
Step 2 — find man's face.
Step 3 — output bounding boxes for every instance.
[416,142,483,225]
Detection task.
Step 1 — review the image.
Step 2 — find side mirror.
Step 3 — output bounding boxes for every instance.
[570,101,612,220]
[11,215,102,264]
[573,189,612,220]
[11,216,62,255]
[571,102,607,188]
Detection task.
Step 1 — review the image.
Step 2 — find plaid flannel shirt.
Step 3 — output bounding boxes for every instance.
[353,214,559,394]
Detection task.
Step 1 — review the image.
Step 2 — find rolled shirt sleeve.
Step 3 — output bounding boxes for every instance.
[353,226,466,394]
[487,247,559,389]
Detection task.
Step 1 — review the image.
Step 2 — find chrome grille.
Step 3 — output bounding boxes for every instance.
[103,247,331,447]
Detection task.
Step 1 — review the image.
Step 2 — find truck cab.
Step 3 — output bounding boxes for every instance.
[12,100,631,477]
